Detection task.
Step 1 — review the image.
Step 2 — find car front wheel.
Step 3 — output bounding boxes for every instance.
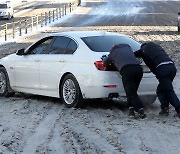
[0,67,15,97]
[60,74,84,108]
[7,13,11,20]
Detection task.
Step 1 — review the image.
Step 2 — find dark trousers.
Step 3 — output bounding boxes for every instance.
[155,64,180,112]
[121,65,143,112]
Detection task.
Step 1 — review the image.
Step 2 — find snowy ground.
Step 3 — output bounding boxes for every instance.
[0,0,180,153]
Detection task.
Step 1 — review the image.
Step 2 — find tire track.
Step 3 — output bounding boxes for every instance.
[46,122,66,154]
[22,102,61,154]
[56,108,124,153]
[46,108,106,154]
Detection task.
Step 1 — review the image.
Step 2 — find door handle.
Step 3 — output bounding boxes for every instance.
[34,60,40,62]
[59,59,65,62]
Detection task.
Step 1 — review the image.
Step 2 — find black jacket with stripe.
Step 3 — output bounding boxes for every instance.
[134,42,173,73]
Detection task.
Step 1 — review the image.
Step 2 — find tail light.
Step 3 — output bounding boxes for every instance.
[104,85,117,88]
[94,60,117,71]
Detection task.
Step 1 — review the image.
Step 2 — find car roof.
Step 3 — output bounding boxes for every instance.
[48,31,126,38]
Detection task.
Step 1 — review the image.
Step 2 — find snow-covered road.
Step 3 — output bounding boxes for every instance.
[0,0,180,153]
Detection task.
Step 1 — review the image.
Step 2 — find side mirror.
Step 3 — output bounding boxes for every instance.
[16,49,25,56]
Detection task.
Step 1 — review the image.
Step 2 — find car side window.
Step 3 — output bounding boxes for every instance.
[28,37,53,54]
[48,36,71,54]
[65,40,77,54]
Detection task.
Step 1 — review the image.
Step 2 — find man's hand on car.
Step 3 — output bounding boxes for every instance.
[101,55,107,60]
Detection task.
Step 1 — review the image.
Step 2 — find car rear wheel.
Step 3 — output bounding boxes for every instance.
[60,74,84,108]
[0,67,15,97]
[139,95,157,105]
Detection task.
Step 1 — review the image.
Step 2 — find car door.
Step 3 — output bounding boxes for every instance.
[14,37,53,90]
[39,36,77,95]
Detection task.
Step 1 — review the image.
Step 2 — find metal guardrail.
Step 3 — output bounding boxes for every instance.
[178,12,180,32]
[0,1,79,41]
[77,0,81,6]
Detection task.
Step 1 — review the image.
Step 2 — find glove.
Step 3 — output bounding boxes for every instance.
[101,55,107,60]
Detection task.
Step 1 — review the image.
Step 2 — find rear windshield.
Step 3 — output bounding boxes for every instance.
[0,4,7,8]
[81,35,140,52]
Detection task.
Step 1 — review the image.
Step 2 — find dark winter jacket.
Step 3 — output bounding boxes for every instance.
[103,44,140,73]
[134,42,173,73]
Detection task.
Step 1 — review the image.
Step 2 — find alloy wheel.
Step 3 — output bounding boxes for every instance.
[0,72,6,94]
[63,79,76,105]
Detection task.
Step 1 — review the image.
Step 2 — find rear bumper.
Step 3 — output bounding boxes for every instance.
[78,71,158,99]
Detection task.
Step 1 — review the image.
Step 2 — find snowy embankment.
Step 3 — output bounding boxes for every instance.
[0,0,77,44]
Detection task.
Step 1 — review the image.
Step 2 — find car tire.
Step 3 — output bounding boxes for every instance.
[139,95,157,105]
[0,67,15,97]
[60,74,84,108]
[7,13,11,20]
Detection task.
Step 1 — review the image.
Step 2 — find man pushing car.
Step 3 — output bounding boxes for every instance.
[134,42,180,118]
[102,44,146,119]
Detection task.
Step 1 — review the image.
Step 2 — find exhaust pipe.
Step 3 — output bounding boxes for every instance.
[108,93,119,98]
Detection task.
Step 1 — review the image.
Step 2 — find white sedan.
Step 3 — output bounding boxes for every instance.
[0,2,14,19]
[0,31,157,107]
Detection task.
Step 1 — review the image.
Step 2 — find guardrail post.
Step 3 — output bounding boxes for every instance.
[65,4,66,15]
[69,3,72,12]
[4,24,7,41]
[25,18,28,34]
[72,2,74,11]
[41,13,43,27]
[49,11,51,23]
[12,22,15,39]
[56,8,58,20]
[53,10,55,22]
[62,6,64,16]
[31,17,34,31]
[45,12,47,25]
[77,0,81,6]
[59,7,61,18]
[36,15,38,29]
[19,20,22,36]
[178,12,180,32]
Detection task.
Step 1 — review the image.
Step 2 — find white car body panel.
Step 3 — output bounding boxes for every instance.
[14,55,41,89]
[0,31,158,100]
[39,54,70,97]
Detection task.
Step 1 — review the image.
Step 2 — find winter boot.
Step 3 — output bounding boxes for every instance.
[159,107,169,116]
[176,108,180,118]
[137,108,146,119]
[176,112,180,118]
[128,107,135,117]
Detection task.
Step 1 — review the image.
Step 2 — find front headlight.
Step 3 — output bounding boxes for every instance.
[1,11,8,15]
